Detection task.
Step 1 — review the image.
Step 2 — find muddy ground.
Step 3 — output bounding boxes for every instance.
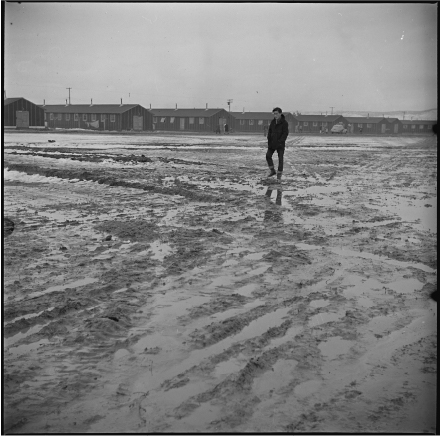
[3,132,438,433]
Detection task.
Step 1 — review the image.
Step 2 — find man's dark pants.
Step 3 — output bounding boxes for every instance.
[266,147,285,172]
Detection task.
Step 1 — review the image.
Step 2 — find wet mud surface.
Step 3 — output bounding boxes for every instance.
[3,132,438,433]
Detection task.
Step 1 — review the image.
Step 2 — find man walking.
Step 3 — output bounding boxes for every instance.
[266,107,289,182]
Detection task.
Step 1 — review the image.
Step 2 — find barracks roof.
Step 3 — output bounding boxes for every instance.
[230,112,275,120]
[40,104,141,114]
[293,115,344,122]
[149,108,226,117]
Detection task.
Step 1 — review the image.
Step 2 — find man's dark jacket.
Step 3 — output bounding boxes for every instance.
[267,114,289,149]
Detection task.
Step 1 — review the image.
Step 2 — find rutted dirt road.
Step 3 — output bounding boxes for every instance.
[3,132,437,433]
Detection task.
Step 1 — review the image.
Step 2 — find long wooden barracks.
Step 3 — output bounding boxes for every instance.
[230,111,295,134]
[149,107,234,133]
[40,101,153,131]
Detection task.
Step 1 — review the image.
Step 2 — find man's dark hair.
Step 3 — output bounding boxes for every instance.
[272,107,282,113]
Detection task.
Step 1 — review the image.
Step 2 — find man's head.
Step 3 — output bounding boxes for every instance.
[272,107,282,121]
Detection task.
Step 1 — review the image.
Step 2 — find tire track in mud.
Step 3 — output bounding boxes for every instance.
[5,163,222,203]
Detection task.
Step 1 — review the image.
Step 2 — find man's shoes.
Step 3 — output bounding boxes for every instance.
[267,168,276,177]
[276,171,282,182]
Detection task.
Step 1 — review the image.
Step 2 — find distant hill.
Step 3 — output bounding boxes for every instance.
[294,108,437,120]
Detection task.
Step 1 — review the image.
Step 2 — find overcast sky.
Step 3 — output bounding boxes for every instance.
[5,2,438,113]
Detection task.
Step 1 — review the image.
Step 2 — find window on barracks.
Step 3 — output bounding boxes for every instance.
[258,120,263,125]
[249,120,254,125]
[50,113,54,120]
[153,117,157,123]
[58,114,62,120]
[303,122,308,126]
[419,125,424,129]
[403,125,408,129]
[358,124,363,127]
[161,117,166,123]
[240,120,245,125]
[101,114,106,122]
[170,117,175,123]
[411,125,416,129]
[322,122,327,126]
[189,117,194,124]
[83,114,87,121]
[110,114,115,122]
[65,114,70,121]
[366,124,372,128]
[91,114,96,121]
[74,114,79,121]
[313,122,318,126]
[199,117,204,124]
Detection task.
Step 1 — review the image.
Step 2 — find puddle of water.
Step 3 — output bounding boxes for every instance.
[373,193,437,233]
[294,379,322,398]
[113,348,131,361]
[148,241,174,261]
[112,287,128,294]
[7,338,51,357]
[158,209,181,227]
[252,359,298,396]
[387,278,425,294]
[294,185,346,197]
[229,306,291,344]
[22,277,99,301]
[308,310,345,328]
[366,314,398,337]
[243,252,266,260]
[356,296,375,308]
[213,357,245,377]
[341,275,384,299]
[4,322,51,348]
[309,299,329,308]
[207,275,237,289]
[235,283,259,297]
[318,336,353,360]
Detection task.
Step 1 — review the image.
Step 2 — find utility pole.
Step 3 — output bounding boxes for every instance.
[66,87,72,105]
[330,106,334,115]
[227,99,233,112]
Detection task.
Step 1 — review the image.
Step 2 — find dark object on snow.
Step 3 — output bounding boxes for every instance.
[430,290,438,302]
[104,235,112,241]
[3,218,15,237]
[48,140,56,143]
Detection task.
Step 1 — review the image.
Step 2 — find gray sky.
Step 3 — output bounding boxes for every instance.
[5,2,438,113]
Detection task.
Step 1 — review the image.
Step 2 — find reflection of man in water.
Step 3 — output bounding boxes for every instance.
[264,188,283,223]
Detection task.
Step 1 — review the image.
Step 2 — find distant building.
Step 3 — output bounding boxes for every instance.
[401,120,437,134]
[293,115,347,133]
[4,97,45,128]
[230,111,295,134]
[385,118,402,134]
[344,117,391,134]
[40,103,152,131]
[149,108,234,133]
